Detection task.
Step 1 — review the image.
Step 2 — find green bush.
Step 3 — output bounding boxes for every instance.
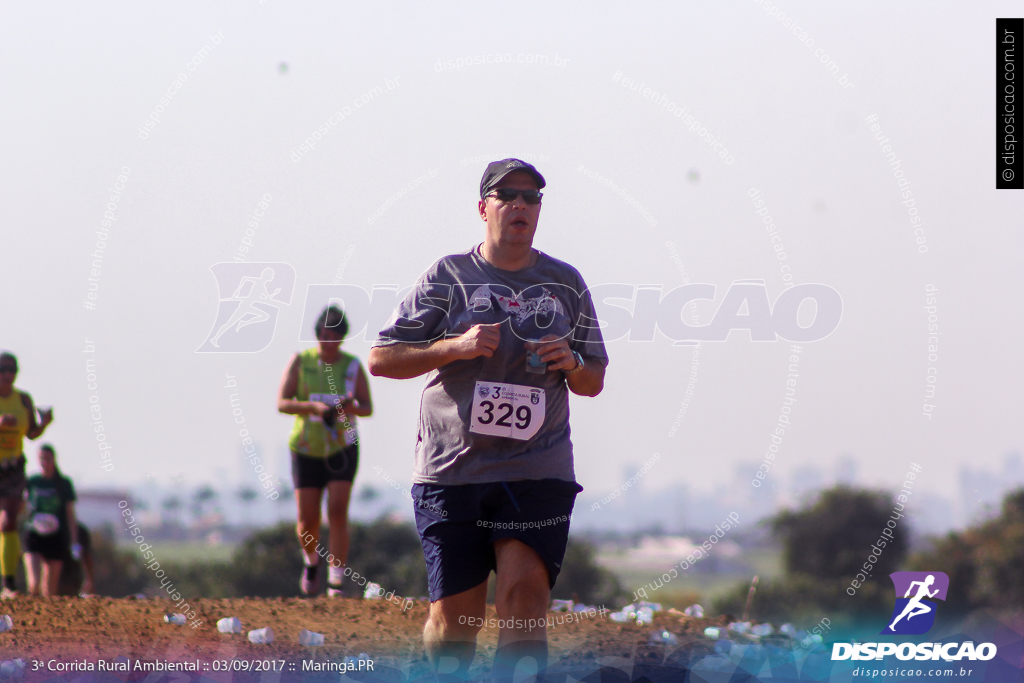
[551,538,629,608]
[227,521,304,597]
[712,485,906,622]
[711,573,891,623]
[772,486,907,580]
[153,517,429,599]
[83,525,151,597]
[87,517,626,607]
[331,516,428,598]
[908,488,1024,614]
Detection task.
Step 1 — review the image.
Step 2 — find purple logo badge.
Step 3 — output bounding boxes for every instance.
[882,571,949,635]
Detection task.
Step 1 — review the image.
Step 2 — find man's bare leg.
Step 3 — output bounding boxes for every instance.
[424,580,487,681]
[492,538,551,682]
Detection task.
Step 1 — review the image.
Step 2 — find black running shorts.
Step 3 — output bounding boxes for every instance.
[24,530,67,562]
[0,456,26,499]
[291,445,359,489]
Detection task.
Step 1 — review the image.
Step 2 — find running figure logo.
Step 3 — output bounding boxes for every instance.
[197,263,296,353]
[881,571,949,635]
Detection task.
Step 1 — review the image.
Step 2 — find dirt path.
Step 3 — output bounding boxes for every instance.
[0,596,726,681]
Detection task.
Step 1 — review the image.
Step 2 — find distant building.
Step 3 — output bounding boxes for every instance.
[76,489,132,530]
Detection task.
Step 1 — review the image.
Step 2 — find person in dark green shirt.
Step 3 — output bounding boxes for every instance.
[23,444,78,596]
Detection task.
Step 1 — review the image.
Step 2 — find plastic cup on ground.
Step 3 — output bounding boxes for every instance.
[298,629,325,646]
[163,614,186,626]
[649,630,679,645]
[684,604,704,618]
[248,627,274,644]
[549,599,573,612]
[217,617,242,634]
[0,616,12,632]
[0,659,24,678]
[728,621,751,634]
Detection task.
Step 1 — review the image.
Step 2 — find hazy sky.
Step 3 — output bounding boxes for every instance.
[2,1,1021,521]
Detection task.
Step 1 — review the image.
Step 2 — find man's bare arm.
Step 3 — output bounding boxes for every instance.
[566,359,605,397]
[369,324,501,379]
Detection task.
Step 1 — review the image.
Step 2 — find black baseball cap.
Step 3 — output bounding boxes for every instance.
[479,158,546,198]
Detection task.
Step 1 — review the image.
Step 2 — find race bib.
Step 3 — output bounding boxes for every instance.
[31,513,60,536]
[307,393,344,423]
[469,382,545,441]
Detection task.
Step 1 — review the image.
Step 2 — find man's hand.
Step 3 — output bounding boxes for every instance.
[36,407,53,429]
[450,323,501,360]
[530,334,605,397]
[532,335,576,371]
[339,393,361,417]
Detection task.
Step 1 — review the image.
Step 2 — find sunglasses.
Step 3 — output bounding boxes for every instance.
[486,188,543,205]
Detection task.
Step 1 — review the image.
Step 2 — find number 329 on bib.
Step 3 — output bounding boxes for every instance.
[469,381,545,441]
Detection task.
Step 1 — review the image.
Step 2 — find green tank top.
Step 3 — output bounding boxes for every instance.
[288,348,361,458]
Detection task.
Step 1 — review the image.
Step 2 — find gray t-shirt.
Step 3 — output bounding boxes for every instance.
[374,245,609,485]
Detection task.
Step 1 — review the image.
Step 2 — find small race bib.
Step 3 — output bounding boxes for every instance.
[31,513,59,536]
[469,381,545,441]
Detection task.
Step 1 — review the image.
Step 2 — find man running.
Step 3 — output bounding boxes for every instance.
[369,159,608,681]
[0,352,53,596]
[889,574,940,631]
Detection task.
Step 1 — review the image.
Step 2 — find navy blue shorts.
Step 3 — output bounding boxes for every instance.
[411,479,583,602]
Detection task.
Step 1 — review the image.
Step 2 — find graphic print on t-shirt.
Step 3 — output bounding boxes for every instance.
[468,285,566,328]
[26,475,74,536]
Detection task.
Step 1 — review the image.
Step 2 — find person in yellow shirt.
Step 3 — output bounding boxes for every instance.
[277,307,372,596]
[0,352,53,596]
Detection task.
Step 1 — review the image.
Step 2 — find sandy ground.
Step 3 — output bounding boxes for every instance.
[0,595,728,682]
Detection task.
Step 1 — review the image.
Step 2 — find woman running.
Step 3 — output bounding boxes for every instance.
[0,352,52,596]
[278,305,373,596]
[23,444,79,597]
